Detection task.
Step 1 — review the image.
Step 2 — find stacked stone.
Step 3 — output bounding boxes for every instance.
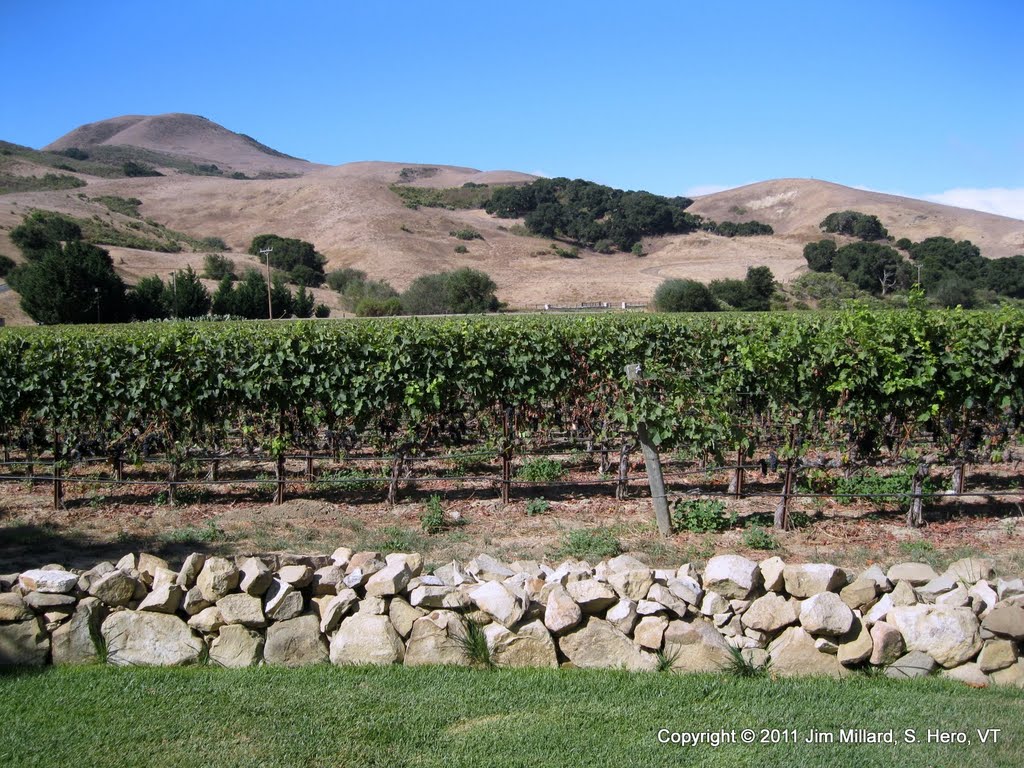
[1,550,1022,686]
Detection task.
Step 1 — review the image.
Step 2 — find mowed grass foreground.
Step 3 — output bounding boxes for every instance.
[0,666,1021,767]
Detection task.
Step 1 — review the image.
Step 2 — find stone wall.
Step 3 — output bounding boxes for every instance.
[1,550,1022,686]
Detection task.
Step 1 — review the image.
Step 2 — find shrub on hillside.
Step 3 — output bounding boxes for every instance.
[653,279,718,312]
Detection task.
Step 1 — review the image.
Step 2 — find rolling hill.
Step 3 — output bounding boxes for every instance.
[1,113,1023,325]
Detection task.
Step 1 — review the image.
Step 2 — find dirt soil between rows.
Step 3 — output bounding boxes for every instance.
[1,462,1022,578]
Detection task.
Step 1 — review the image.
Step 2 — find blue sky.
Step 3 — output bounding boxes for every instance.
[3,1,1022,217]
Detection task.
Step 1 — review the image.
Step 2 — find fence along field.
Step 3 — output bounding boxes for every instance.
[1,303,1023,528]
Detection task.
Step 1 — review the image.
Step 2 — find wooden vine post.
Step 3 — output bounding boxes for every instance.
[729,447,745,498]
[907,460,929,527]
[625,364,672,537]
[615,443,631,500]
[773,459,795,530]
[51,431,63,510]
[500,406,514,504]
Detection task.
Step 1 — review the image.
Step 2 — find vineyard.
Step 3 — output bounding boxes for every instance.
[1,300,1023,529]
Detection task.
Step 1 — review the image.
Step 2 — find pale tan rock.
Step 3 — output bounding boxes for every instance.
[558,618,656,671]
[869,621,905,666]
[51,598,102,665]
[404,610,472,667]
[742,593,798,633]
[634,615,669,650]
[196,557,239,603]
[783,563,846,598]
[704,555,761,600]
[330,614,404,665]
[978,639,1017,672]
[0,618,49,666]
[210,624,264,668]
[768,626,846,678]
[388,597,426,639]
[544,585,582,634]
[216,593,267,628]
[663,619,734,673]
[188,607,225,633]
[102,611,203,666]
[264,615,328,666]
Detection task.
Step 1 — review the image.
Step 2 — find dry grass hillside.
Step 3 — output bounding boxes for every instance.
[2,114,1023,325]
[690,179,1024,259]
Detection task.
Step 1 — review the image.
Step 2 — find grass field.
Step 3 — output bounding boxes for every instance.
[0,665,1020,767]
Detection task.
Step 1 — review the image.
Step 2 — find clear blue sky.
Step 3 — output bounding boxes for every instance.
[3,1,1022,216]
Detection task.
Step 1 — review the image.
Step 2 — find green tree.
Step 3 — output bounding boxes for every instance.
[231,269,270,319]
[0,254,16,278]
[248,234,326,284]
[211,274,236,315]
[270,274,293,318]
[401,268,500,315]
[10,211,83,259]
[127,275,169,320]
[292,284,315,318]
[653,279,718,312]
[985,255,1024,299]
[7,241,128,324]
[326,268,367,292]
[834,242,910,295]
[803,239,837,272]
[164,266,211,318]
[744,266,776,307]
[356,297,404,316]
[202,253,236,281]
[820,210,889,241]
[709,278,751,310]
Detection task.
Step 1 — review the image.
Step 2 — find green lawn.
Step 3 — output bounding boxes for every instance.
[0,665,1020,767]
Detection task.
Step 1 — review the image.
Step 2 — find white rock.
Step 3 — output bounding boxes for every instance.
[605,599,639,635]
[800,593,854,637]
[196,557,239,603]
[869,620,905,666]
[607,569,654,602]
[759,556,786,592]
[634,615,669,650]
[469,581,525,627]
[330,614,405,665]
[544,585,582,634]
[19,569,79,595]
[239,558,274,596]
[887,562,938,586]
[102,611,203,666]
[318,589,359,633]
[663,619,734,673]
[137,583,183,614]
[264,615,329,667]
[365,561,412,598]
[188,607,225,633]
[404,610,471,666]
[216,593,267,628]
[887,605,982,668]
[210,624,263,668]
[768,626,845,678]
[742,592,798,633]
[566,580,618,614]
[558,618,656,671]
[783,563,846,598]
[704,555,761,600]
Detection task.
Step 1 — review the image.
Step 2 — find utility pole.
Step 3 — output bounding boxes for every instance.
[260,246,274,319]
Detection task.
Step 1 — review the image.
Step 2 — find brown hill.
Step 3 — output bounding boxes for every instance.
[2,115,1023,326]
[44,113,319,176]
[689,178,1024,258]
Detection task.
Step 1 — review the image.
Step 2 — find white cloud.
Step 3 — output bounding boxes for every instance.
[925,187,1024,221]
